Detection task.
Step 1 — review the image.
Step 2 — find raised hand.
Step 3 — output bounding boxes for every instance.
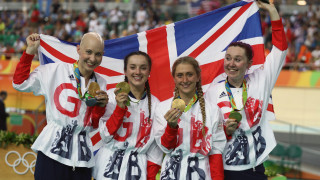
[257,0,280,21]
[26,33,40,55]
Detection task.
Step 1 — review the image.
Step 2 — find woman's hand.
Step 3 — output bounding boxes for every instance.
[257,0,280,21]
[95,90,109,107]
[164,108,182,129]
[114,88,128,109]
[25,33,40,55]
[225,118,239,136]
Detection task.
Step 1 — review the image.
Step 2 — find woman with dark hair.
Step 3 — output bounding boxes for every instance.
[92,51,162,180]
[153,56,226,180]
[205,1,288,179]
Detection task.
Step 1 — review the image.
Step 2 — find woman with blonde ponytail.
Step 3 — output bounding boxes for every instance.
[92,51,162,180]
[153,56,226,180]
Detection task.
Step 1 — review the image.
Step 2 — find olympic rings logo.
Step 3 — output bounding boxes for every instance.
[5,150,37,175]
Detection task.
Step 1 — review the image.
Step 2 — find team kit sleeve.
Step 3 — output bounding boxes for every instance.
[205,84,233,141]
[12,51,46,95]
[99,90,128,143]
[208,104,226,180]
[262,18,288,93]
[146,141,163,180]
[146,98,163,180]
[153,101,179,154]
[90,77,108,128]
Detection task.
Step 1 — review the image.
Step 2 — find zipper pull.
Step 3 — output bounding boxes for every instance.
[253,166,256,172]
[73,165,75,171]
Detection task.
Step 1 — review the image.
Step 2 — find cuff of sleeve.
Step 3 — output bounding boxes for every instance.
[91,105,106,128]
[271,18,283,30]
[22,51,35,62]
[165,124,179,136]
[105,105,128,135]
[161,124,179,150]
[271,18,288,50]
[114,105,128,116]
[147,161,161,180]
[209,154,224,180]
[93,105,106,116]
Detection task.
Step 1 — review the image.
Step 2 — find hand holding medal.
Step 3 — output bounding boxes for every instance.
[229,110,242,123]
[225,79,247,135]
[226,110,242,135]
[114,82,130,108]
[164,99,185,129]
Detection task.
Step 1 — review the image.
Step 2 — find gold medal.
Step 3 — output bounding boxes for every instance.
[88,82,100,97]
[171,99,186,112]
[229,111,242,122]
[116,82,130,94]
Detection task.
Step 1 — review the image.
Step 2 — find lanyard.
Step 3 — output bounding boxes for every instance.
[126,91,147,106]
[225,78,247,111]
[178,93,198,113]
[73,62,96,100]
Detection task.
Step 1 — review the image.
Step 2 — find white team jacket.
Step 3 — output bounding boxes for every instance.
[93,90,161,180]
[13,62,107,168]
[154,97,226,180]
[205,40,288,170]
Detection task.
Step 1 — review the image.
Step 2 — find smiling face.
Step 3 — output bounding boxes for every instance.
[173,63,200,98]
[77,32,104,77]
[124,54,151,90]
[224,46,252,86]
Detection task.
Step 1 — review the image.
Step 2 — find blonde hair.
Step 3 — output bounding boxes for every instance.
[172,56,206,135]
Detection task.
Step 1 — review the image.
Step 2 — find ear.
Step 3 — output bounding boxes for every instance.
[197,74,201,83]
[76,45,80,54]
[247,59,253,69]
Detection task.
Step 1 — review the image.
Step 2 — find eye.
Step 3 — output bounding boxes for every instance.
[235,57,242,62]
[225,56,231,61]
[95,52,102,57]
[141,66,148,71]
[86,50,92,55]
[187,72,193,77]
[176,73,183,78]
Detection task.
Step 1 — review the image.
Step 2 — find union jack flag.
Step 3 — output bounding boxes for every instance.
[38,0,273,154]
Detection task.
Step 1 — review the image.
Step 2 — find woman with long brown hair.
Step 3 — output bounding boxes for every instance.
[92,51,161,180]
[153,56,226,180]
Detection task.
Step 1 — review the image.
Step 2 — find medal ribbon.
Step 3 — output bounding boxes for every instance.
[73,62,97,100]
[73,62,84,99]
[225,78,248,111]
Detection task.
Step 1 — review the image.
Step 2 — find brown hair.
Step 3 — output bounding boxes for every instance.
[228,41,253,61]
[172,56,206,135]
[124,51,152,122]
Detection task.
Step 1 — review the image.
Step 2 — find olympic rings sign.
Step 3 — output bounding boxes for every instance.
[5,150,37,175]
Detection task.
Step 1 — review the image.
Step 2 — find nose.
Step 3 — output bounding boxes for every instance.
[89,54,95,61]
[182,75,188,83]
[229,59,236,66]
[135,68,141,74]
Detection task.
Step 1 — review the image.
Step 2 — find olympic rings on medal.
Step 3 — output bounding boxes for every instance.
[5,150,37,175]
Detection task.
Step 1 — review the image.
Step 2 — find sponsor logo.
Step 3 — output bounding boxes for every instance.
[219,91,227,98]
